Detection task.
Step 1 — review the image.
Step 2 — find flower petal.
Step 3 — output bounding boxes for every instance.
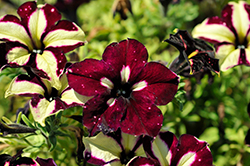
[192,17,235,44]
[134,62,179,105]
[43,20,86,53]
[30,96,64,126]
[35,47,67,90]
[67,59,114,96]
[120,94,163,137]
[25,3,60,48]
[219,48,241,70]
[61,87,92,106]
[221,1,250,44]
[102,39,148,81]
[0,16,32,50]
[169,134,213,166]
[5,44,30,66]
[5,74,45,98]
[127,157,155,166]
[143,131,176,166]
[83,132,122,165]
[36,157,57,166]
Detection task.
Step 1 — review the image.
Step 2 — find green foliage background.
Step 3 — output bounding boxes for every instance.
[1,0,250,165]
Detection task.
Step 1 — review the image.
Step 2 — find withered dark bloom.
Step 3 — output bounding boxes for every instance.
[0,121,36,136]
[112,0,133,20]
[165,30,220,78]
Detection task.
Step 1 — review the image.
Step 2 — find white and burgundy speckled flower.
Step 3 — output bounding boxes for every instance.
[83,129,146,166]
[67,39,179,137]
[1,152,57,166]
[131,131,213,166]
[0,1,86,89]
[192,1,250,71]
[5,72,91,125]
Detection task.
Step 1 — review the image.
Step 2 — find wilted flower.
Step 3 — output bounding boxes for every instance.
[165,30,219,76]
[192,1,250,71]
[83,129,146,166]
[112,0,133,20]
[5,70,91,125]
[131,131,213,166]
[0,1,86,89]
[67,39,179,137]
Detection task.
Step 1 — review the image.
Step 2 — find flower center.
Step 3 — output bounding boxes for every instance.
[32,49,43,54]
[112,82,132,99]
[237,45,245,49]
[120,150,135,165]
[45,87,59,102]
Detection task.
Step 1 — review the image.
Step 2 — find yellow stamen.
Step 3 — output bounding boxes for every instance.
[188,50,199,59]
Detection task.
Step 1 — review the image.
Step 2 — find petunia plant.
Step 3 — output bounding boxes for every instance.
[5,67,91,125]
[192,1,250,71]
[83,128,146,166]
[82,130,213,166]
[3,0,250,165]
[67,38,179,137]
[0,1,86,89]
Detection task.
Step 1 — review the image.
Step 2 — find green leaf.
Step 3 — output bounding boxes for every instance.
[48,135,57,151]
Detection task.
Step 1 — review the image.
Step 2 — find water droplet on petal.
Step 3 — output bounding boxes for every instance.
[127,128,130,131]
[198,159,201,162]
[93,116,97,119]
[98,118,101,121]
[148,107,151,110]
[51,8,55,12]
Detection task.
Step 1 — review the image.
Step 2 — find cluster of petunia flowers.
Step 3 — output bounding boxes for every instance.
[2,0,243,165]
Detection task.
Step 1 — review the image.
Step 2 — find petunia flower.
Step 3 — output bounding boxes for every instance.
[0,1,86,89]
[0,151,57,166]
[5,70,91,125]
[131,131,213,166]
[67,38,179,137]
[192,1,250,71]
[165,30,219,76]
[82,129,146,166]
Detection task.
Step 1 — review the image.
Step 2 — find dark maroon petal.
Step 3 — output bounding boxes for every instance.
[0,15,20,23]
[17,1,37,27]
[84,152,106,166]
[134,62,179,105]
[36,157,57,166]
[238,49,250,66]
[82,94,109,135]
[40,3,61,32]
[67,59,114,96]
[102,39,148,81]
[170,134,213,166]
[120,94,163,137]
[100,97,126,133]
[220,3,237,35]
[127,157,155,166]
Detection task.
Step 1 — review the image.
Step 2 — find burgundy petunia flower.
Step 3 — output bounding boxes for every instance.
[131,131,213,166]
[67,39,179,137]
[0,1,86,89]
